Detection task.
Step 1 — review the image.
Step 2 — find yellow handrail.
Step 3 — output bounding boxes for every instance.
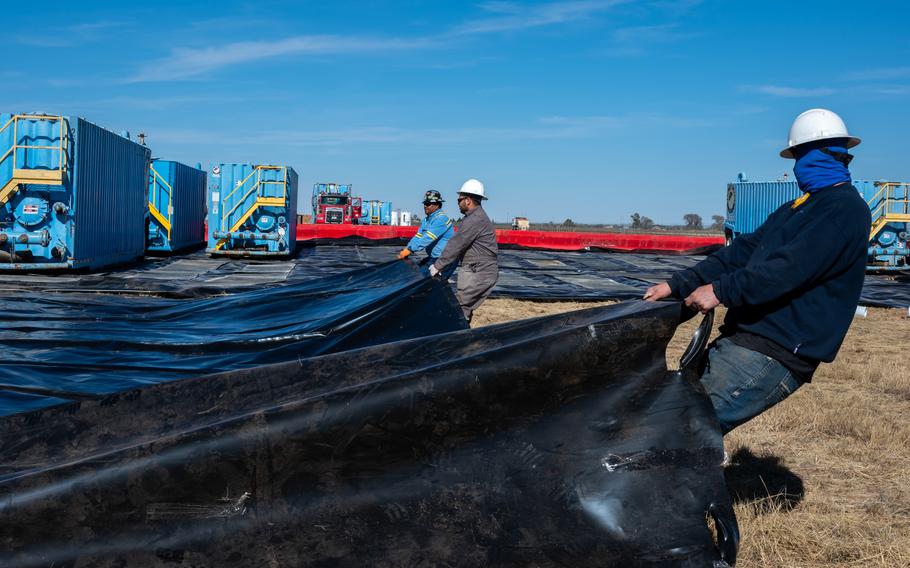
[0,114,68,177]
[148,164,174,237]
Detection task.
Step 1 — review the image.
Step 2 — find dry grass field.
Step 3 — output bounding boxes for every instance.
[473,299,910,567]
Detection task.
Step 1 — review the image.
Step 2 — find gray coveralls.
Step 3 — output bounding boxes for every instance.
[432,206,499,322]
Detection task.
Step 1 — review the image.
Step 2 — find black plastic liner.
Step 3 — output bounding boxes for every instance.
[2,245,906,307]
[0,300,738,567]
[0,261,466,416]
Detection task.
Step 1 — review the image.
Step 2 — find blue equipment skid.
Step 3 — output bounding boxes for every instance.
[0,113,150,270]
[206,163,298,257]
[147,159,207,254]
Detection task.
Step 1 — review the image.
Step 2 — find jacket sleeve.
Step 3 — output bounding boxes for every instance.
[434,216,476,270]
[668,206,779,298]
[712,203,868,307]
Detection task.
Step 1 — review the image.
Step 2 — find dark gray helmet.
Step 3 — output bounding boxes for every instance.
[423,190,444,205]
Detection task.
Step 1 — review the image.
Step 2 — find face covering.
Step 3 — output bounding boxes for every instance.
[792,139,853,193]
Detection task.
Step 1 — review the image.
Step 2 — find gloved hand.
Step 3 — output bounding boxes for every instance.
[429,264,440,277]
[397,248,411,260]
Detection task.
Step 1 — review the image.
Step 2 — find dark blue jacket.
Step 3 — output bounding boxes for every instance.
[670,183,870,363]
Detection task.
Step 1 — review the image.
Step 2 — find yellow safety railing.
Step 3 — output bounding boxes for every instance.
[0,114,68,206]
[868,182,910,239]
[149,164,173,238]
[215,165,288,249]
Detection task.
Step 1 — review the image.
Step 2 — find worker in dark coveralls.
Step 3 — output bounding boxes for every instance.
[430,179,499,323]
[398,190,454,261]
[645,108,871,434]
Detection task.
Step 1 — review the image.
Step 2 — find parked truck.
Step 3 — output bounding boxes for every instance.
[725,173,910,270]
[312,183,362,224]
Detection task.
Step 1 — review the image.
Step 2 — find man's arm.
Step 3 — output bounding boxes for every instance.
[712,204,867,307]
[668,209,773,298]
[434,215,476,270]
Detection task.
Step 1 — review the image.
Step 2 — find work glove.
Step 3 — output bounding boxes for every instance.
[397,248,411,260]
[429,265,440,277]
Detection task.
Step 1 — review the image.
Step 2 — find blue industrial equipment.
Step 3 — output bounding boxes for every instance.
[0,113,150,270]
[206,163,298,257]
[147,159,207,253]
[380,201,392,226]
[725,173,910,270]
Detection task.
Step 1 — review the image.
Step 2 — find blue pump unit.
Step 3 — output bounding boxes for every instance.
[725,173,910,270]
[0,113,150,270]
[147,159,207,253]
[206,163,298,257]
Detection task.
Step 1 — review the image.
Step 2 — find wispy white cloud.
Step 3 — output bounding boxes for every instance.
[451,0,632,35]
[612,23,696,45]
[747,85,837,98]
[150,111,707,148]
[845,66,910,81]
[130,35,433,82]
[14,21,126,48]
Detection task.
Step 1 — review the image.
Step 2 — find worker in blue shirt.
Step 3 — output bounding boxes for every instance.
[398,190,454,261]
[645,108,870,434]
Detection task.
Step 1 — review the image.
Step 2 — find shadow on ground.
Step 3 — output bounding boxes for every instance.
[724,447,805,513]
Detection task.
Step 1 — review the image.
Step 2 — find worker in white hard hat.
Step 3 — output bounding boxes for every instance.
[644,108,870,434]
[429,179,499,323]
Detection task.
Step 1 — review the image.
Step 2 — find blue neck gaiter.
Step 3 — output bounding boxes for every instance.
[792,141,852,193]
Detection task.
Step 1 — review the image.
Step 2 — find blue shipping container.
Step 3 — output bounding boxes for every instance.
[147,159,207,253]
[725,174,910,269]
[0,113,150,270]
[207,163,298,256]
[380,201,392,226]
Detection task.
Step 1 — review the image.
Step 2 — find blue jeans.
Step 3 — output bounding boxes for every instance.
[699,337,803,434]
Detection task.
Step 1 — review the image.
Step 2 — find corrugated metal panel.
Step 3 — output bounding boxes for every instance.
[726,180,800,235]
[147,159,206,253]
[0,114,149,270]
[71,118,150,269]
[207,164,297,256]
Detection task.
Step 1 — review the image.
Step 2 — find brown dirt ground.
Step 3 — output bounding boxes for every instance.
[472,299,910,567]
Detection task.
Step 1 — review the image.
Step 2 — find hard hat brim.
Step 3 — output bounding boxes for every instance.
[780,136,861,158]
[458,191,487,200]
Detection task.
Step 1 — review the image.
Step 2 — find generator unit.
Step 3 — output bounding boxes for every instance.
[206,164,298,257]
[0,113,150,270]
[725,173,910,270]
[147,159,207,253]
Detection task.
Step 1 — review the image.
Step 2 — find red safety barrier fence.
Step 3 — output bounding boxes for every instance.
[296,224,724,254]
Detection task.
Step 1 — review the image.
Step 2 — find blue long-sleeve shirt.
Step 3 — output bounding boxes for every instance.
[406,209,454,259]
[669,183,870,365]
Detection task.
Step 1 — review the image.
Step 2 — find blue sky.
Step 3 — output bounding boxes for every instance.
[5,1,910,223]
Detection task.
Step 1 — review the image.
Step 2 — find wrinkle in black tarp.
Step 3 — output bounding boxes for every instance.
[0,300,738,567]
[0,261,466,415]
[2,244,906,307]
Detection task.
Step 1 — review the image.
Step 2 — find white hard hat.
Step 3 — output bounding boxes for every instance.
[459,178,486,200]
[780,108,861,158]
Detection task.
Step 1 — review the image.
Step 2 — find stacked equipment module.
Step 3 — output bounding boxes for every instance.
[725,173,910,270]
[147,159,207,253]
[0,113,150,270]
[207,163,298,257]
